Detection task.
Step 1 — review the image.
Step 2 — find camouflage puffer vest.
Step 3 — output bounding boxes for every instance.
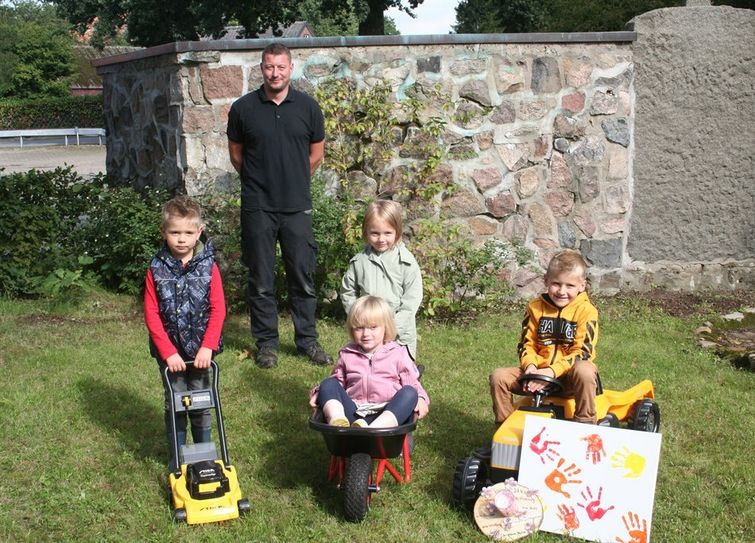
[149,239,223,359]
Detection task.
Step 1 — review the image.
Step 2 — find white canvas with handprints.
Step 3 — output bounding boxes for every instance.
[518,417,662,542]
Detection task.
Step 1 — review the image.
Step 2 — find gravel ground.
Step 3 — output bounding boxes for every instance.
[0,145,106,177]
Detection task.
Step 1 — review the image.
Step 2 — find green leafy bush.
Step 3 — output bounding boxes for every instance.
[0,168,166,297]
[0,168,85,296]
[0,95,104,129]
[411,219,517,320]
[194,192,246,312]
[0,4,75,99]
[70,182,166,295]
[310,174,364,316]
[312,78,518,321]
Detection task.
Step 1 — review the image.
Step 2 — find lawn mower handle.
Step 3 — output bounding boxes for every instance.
[163,359,232,476]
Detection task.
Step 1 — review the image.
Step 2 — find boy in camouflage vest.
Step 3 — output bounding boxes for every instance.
[144,196,226,471]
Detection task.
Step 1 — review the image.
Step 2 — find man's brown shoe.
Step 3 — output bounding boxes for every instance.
[299,342,333,366]
[255,346,278,369]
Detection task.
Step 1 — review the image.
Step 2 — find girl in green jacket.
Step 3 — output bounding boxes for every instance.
[340,200,423,360]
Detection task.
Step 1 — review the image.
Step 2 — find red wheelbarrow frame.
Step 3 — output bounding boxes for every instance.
[309,411,418,521]
[324,432,413,486]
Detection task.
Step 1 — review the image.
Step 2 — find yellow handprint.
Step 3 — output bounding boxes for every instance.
[611,446,646,479]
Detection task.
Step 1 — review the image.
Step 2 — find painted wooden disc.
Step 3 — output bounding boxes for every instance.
[473,481,544,541]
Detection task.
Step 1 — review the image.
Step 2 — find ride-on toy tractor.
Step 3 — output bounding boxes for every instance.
[163,360,251,524]
[452,374,660,510]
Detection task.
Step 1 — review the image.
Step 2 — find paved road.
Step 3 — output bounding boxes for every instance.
[0,145,107,177]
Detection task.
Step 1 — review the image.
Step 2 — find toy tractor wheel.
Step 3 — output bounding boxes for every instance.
[631,399,660,433]
[238,498,251,515]
[452,456,486,511]
[343,453,372,522]
[172,507,187,523]
[598,413,619,427]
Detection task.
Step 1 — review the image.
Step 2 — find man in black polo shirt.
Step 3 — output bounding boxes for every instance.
[227,42,332,369]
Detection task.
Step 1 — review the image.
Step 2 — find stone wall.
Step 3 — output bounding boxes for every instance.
[94,5,755,296]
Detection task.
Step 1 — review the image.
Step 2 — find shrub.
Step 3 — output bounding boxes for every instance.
[71,182,166,295]
[0,95,103,130]
[0,7,75,99]
[0,168,85,296]
[310,174,364,316]
[0,168,166,297]
[411,219,517,321]
[313,78,518,321]
[193,192,246,312]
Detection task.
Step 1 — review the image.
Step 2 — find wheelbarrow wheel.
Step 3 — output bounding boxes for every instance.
[343,453,371,522]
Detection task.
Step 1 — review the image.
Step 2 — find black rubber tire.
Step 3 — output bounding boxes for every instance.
[343,453,372,522]
[598,413,620,427]
[238,498,251,515]
[631,399,661,433]
[451,456,483,511]
[172,507,187,523]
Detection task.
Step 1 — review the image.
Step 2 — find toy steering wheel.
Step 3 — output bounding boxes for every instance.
[517,373,564,397]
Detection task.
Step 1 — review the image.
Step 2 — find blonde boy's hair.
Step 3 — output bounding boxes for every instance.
[160,195,204,232]
[546,250,588,280]
[346,295,397,343]
[362,200,403,242]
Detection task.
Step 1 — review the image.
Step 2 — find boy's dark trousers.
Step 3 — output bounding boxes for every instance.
[157,358,212,471]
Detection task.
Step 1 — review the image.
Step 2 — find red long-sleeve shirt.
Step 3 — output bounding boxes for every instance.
[143,263,226,361]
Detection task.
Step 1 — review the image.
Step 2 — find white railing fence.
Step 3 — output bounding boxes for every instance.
[0,128,106,147]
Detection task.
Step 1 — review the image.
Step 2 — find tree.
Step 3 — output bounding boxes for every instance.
[297,0,361,36]
[454,0,692,34]
[51,0,303,48]
[454,0,546,33]
[0,1,74,98]
[356,0,423,35]
[51,0,415,47]
[314,0,416,35]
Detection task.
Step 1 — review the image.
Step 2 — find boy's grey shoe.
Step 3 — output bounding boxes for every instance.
[255,346,278,369]
[299,342,333,366]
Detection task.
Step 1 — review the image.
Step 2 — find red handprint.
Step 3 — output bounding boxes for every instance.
[544,457,582,498]
[578,485,615,521]
[529,426,561,464]
[581,433,606,464]
[557,503,579,533]
[616,511,648,543]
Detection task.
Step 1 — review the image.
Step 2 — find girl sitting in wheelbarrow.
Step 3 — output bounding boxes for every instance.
[309,295,429,428]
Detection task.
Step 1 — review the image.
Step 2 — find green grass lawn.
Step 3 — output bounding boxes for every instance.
[1,291,753,543]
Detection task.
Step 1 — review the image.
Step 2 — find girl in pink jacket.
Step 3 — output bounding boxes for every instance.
[309,295,430,428]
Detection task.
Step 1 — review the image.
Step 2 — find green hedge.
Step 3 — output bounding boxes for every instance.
[0,95,103,129]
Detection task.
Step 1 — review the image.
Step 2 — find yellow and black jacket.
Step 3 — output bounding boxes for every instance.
[517,291,599,378]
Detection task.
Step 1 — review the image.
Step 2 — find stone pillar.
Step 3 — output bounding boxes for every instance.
[627,5,755,289]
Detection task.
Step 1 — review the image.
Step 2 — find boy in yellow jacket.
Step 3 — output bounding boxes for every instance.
[490,250,599,424]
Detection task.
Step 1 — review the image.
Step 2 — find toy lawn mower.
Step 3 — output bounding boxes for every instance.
[163,360,250,524]
[452,373,660,510]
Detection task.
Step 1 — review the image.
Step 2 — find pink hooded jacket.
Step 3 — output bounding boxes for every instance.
[327,340,429,406]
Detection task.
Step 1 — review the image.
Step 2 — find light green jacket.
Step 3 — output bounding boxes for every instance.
[340,242,423,359]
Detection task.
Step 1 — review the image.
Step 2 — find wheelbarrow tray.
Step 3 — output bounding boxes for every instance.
[309,412,416,458]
